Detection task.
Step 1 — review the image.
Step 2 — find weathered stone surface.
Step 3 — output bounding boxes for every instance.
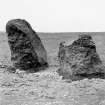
[58,34,105,80]
[6,19,48,71]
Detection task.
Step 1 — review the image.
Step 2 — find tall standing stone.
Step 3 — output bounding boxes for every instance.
[58,34,105,80]
[6,19,48,71]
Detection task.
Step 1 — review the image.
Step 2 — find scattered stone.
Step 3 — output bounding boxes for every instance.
[15,69,26,74]
[58,34,105,80]
[6,66,16,73]
[6,19,48,72]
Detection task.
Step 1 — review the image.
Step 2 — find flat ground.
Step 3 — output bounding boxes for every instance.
[1,32,105,105]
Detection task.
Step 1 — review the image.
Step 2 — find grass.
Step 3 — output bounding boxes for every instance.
[0,32,105,105]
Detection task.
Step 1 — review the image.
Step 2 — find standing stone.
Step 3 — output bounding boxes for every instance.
[6,19,48,71]
[58,34,105,80]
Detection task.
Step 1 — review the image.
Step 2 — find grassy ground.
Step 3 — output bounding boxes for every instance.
[1,32,105,105]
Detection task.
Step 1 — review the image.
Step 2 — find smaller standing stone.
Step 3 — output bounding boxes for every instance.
[58,34,105,80]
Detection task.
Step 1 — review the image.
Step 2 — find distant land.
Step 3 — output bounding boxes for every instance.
[38,32,105,37]
[1,31,105,35]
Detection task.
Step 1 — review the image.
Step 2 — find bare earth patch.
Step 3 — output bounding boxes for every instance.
[0,67,105,105]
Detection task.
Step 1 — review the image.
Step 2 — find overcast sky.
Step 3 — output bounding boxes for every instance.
[0,0,105,32]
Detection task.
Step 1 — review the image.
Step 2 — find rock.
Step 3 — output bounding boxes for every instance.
[58,34,105,80]
[6,19,48,71]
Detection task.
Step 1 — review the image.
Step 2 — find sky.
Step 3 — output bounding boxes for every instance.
[0,0,105,32]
